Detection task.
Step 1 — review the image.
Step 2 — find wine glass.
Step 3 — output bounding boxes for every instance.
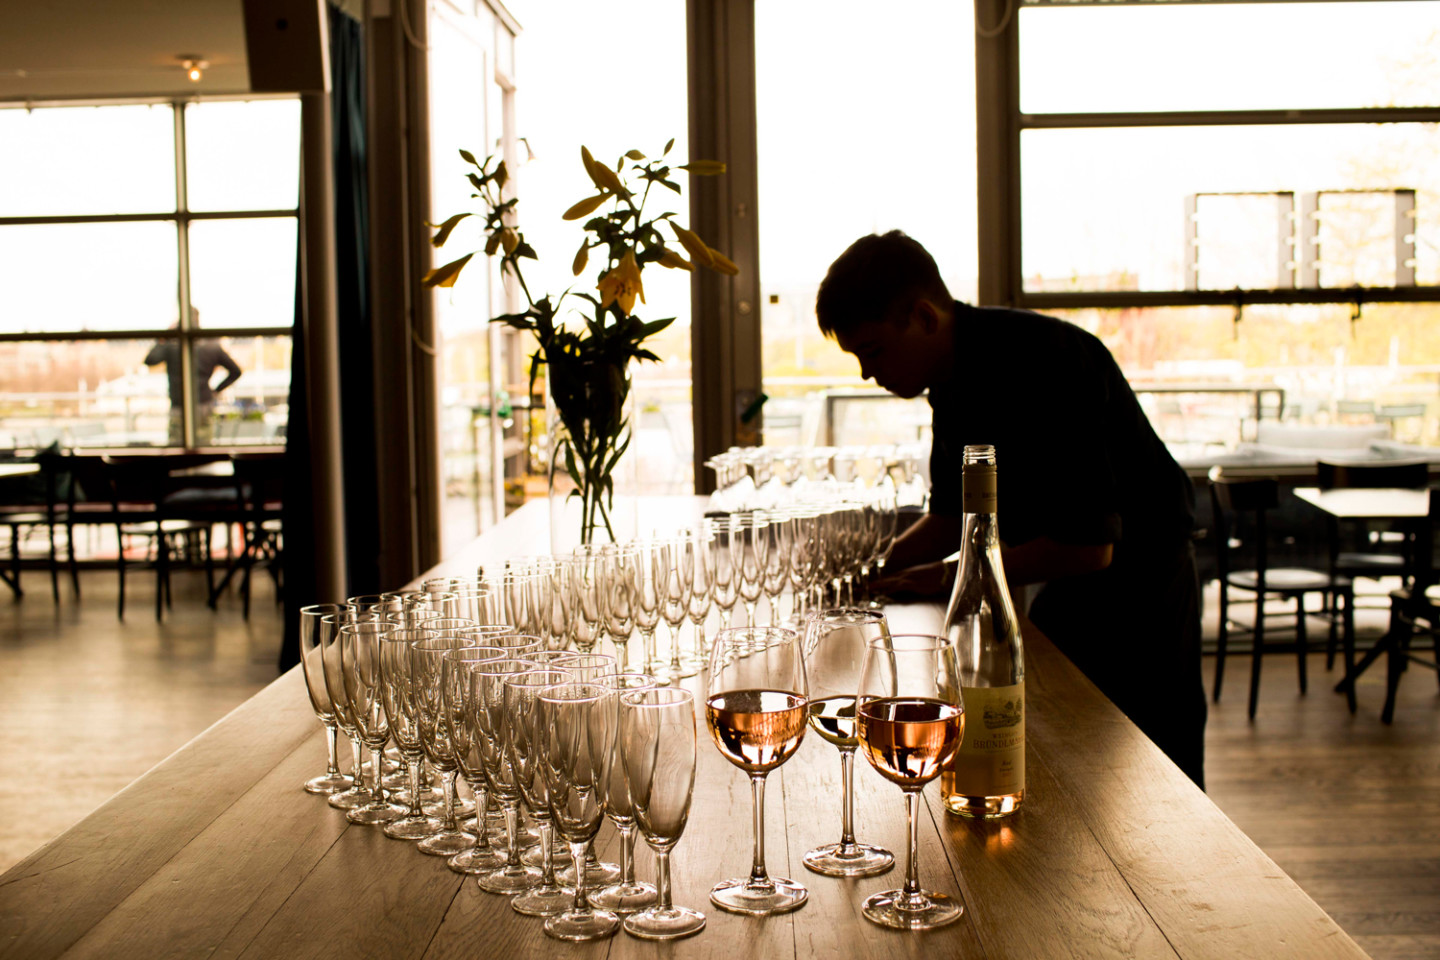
[657,537,695,680]
[801,609,895,877]
[339,621,406,824]
[786,510,820,624]
[410,635,479,855]
[472,658,543,894]
[298,603,354,794]
[536,682,621,941]
[684,529,714,667]
[760,511,792,626]
[379,626,446,840]
[856,633,966,930]
[320,611,369,810]
[443,646,510,876]
[631,541,664,679]
[599,546,638,671]
[508,669,581,917]
[704,626,809,915]
[731,514,768,628]
[707,518,739,633]
[569,546,608,654]
[619,686,707,940]
[591,673,661,913]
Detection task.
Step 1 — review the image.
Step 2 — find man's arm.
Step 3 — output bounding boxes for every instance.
[143,343,166,366]
[1000,537,1112,587]
[211,350,243,394]
[869,513,966,597]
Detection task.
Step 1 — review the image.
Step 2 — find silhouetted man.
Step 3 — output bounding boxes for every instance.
[144,318,242,447]
[817,230,1206,788]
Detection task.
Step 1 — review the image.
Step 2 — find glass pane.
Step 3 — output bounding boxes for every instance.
[1020,123,1440,293]
[0,339,170,448]
[196,336,291,447]
[1020,2,1440,113]
[184,99,301,212]
[1046,302,1440,465]
[0,222,178,333]
[756,0,977,445]
[188,218,298,329]
[0,104,175,216]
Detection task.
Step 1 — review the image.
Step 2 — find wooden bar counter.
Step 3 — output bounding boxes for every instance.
[0,499,1370,959]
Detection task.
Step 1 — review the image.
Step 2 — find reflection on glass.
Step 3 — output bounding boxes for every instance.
[188,218,299,330]
[0,104,175,216]
[184,99,301,212]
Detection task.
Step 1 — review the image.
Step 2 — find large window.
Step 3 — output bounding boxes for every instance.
[0,99,299,450]
[1001,0,1440,463]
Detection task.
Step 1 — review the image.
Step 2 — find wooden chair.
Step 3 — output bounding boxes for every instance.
[1209,467,1357,718]
[232,453,283,618]
[1376,488,1440,723]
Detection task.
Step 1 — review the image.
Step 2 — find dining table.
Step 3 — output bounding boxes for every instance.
[0,497,1372,960]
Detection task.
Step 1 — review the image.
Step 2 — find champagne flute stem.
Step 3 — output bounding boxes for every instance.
[441,770,457,831]
[406,758,424,817]
[838,748,858,850]
[618,823,634,883]
[642,629,656,669]
[903,789,922,902]
[473,785,490,845]
[744,600,757,628]
[749,773,770,886]
[570,841,591,913]
[324,722,342,778]
[655,848,674,911]
[540,821,557,884]
[504,801,523,867]
[369,744,385,802]
[349,737,364,782]
[614,638,628,672]
[669,621,683,669]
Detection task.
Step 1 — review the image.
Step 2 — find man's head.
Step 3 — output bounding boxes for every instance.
[815,231,953,399]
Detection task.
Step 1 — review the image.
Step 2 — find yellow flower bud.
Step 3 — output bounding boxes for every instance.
[706,247,740,276]
[678,159,727,176]
[500,228,518,254]
[670,223,714,268]
[657,248,694,271]
[572,241,589,277]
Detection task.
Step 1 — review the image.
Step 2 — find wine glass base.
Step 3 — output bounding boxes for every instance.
[559,859,620,885]
[392,785,444,806]
[591,880,657,913]
[861,889,963,930]
[326,787,368,810]
[416,828,476,857]
[345,801,405,825]
[623,905,706,940]
[511,884,576,917]
[802,842,895,878]
[521,842,573,868]
[448,845,505,874]
[381,813,444,840]
[709,877,808,916]
[476,863,541,895]
[304,773,353,795]
[544,908,620,942]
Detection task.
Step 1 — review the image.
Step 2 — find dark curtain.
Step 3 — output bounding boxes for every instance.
[278,5,375,672]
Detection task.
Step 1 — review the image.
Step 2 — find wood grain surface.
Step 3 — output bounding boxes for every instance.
[0,499,1372,960]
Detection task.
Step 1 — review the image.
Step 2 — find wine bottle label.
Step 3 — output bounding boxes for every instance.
[950,682,1024,796]
[961,464,997,515]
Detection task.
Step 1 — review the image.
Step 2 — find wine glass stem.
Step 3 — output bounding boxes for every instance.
[539,820,557,884]
[472,783,490,846]
[669,622,683,668]
[570,841,591,913]
[349,736,364,783]
[368,743,385,802]
[839,748,858,849]
[406,757,424,817]
[503,801,523,867]
[618,822,635,882]
[744,600,757,627]
[614,638,628,672]
[655,848,674,911]
[441,769,457,831]
[641,628,656,669]
[719,607,732,631]
[749,773,770,885]
[323,722,341,778]
[903,788,922,900]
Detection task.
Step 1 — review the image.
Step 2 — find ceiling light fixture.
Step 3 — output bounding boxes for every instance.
[177,55,209,82]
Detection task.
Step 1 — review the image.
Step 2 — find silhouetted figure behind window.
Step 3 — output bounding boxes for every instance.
[144,309,242,447]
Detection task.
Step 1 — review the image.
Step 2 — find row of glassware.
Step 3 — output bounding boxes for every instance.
[704,444,928,514]
[297,602,968,939]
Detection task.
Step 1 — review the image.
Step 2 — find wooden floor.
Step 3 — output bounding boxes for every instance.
[2,573,1437,960]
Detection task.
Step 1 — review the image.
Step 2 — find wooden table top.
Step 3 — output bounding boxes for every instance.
[1293,486,1431,519]
[0,463,40,479]
[0,498,1370,960]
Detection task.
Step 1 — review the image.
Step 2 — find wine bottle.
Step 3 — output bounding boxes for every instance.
[940,444,1025,818]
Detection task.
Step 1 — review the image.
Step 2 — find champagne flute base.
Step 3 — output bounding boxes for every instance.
[325,785,368,809]
[511,883,575,917]
[803,842,895,878]
[416,827,476,857]
[591,880,657,913]
[559,859,619,885]
[304,772,353,794]
[544,908,620,942]
[477,863,541,895]
[424,796,476,819]
[709,876,807,916]
[381,813,444,840]
[392,784,444,806]
[345,800,405,825]
[861,889,963,930]
[447,845,505,874]
[623,905,706,940]
[522,840,573,868]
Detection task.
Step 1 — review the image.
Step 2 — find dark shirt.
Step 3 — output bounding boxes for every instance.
[144,342,243,408]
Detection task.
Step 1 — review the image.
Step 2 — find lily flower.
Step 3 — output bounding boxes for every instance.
[597,249,646,316]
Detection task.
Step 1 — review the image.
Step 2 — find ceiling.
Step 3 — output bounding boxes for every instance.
[0,0,252,103]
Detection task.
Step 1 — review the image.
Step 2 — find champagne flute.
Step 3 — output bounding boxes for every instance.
[657,537,695,680]
[570,546,607,653]
[320,611,369,809]
[473,658,543,894]
[801,609,895,877]
[537,682,621,941]
[704,626,809,915]
[620,687,707,940]
[632,542,664,679]
[411,635,479,855]
[786,510,820,624]
[732,515,768,628]
[600,546,638,670]
[443,646,510,876]
[592,673,661,914]
[552,652,622,886]
[707,518,739,632]
[298,603,354,794]
[339,621,406,824]
[760,511,792,626]
[856,633,966,930]
[380,626,446,840]
[508,669,581,917]
[684,529,714,667]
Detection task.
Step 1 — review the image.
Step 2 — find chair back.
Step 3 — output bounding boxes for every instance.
[1317,459,1429,491]
[1207,467,1280,588]
[232,453,284,518]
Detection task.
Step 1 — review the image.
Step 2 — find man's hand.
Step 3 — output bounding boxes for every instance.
[871,560,951,600]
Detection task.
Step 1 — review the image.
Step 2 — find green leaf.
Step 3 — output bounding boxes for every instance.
[467,172,485,192]
[421,252,475,288]
[625,149,646,161]
[659,179,681,194]
[429,212,472,248]
[459,148,480,166]
[663,137,675,155]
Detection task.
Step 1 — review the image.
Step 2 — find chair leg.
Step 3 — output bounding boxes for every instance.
[116,528,127,621]
[1382,618,1410,725]
[1341,589,1357,714]
[1213,580,1229,703]
[9,525,23,599]
[47,519,59,603]
[67,522,80,597]
[1248,596,1265,720]
[203,527,216,610]
[1324,589,1338,671]
[1295,594,1308,695]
